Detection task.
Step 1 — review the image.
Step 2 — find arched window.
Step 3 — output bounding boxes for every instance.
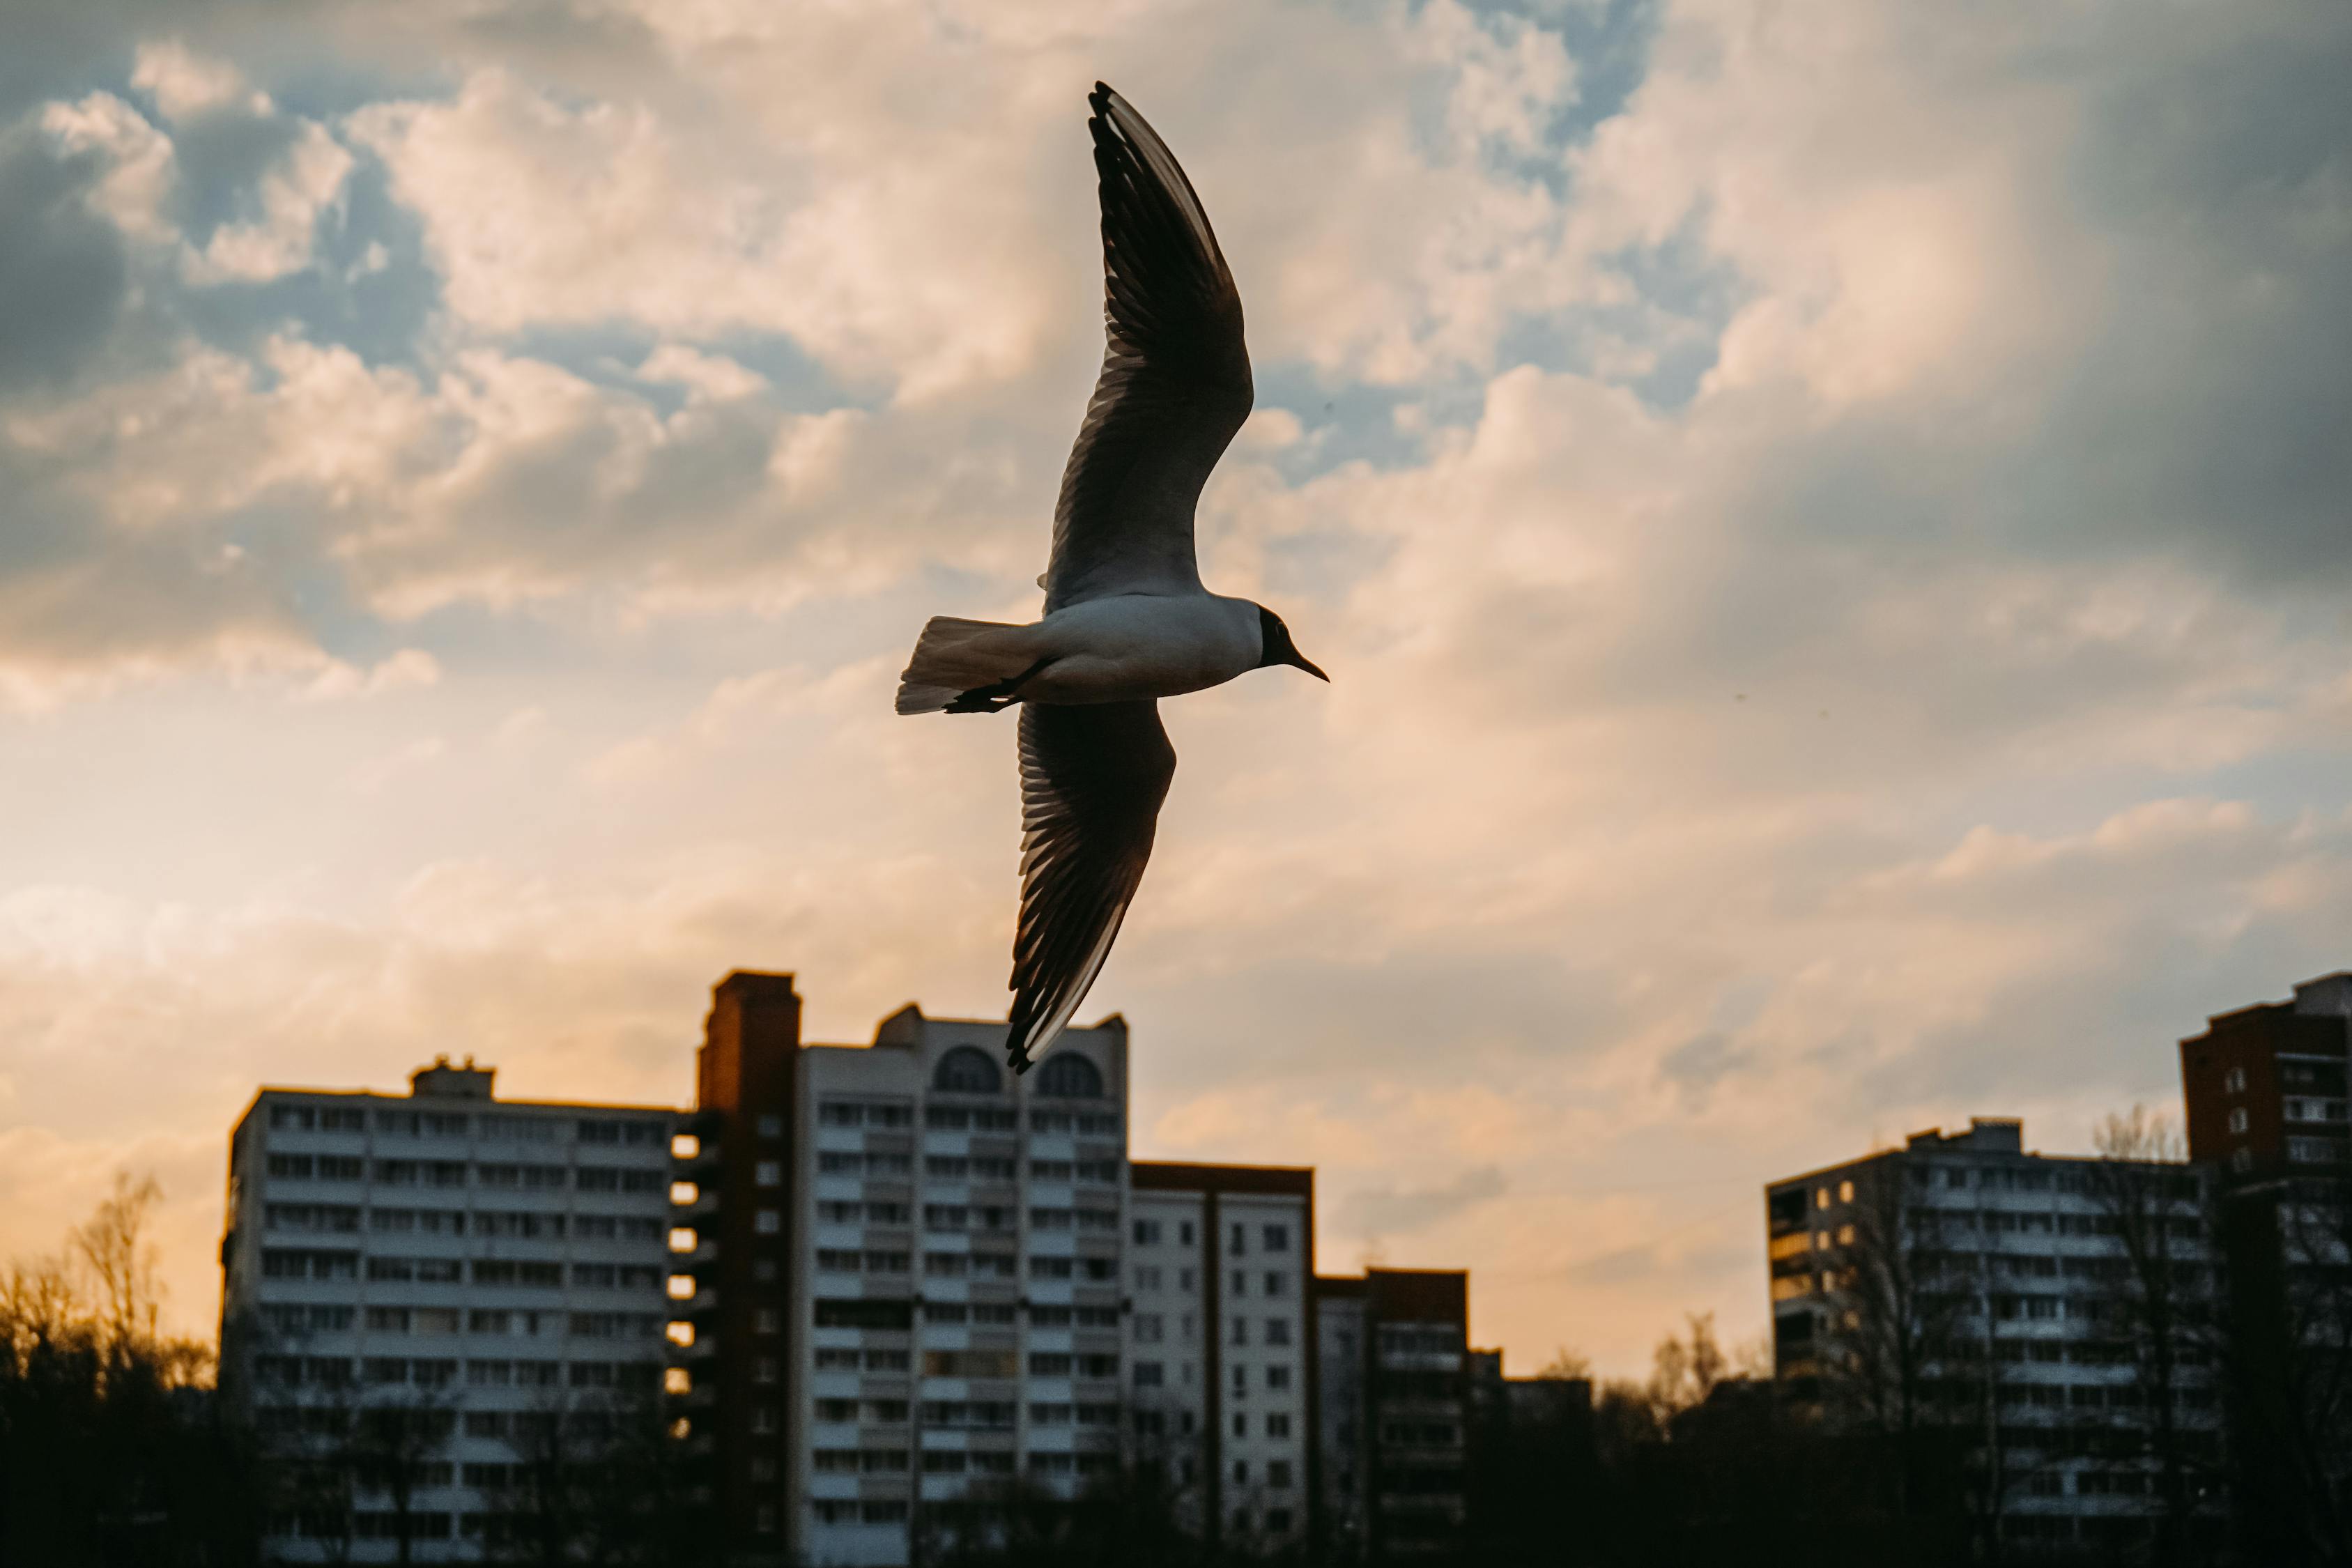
[1033,1052,1103,1100]
[932,1046,1001,1096]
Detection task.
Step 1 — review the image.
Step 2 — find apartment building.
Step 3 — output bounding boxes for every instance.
[217,1059,684,1562]
[2180,970,2351,1183]
[1765,1117,2225,1558]
[2178,969,2352,1562]
[1127,1161,1316,1555]
[1314,1270,1471,1562]
[679,973,1132,1566]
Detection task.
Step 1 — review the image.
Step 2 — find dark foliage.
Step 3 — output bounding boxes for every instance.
[0,1174,263,1566]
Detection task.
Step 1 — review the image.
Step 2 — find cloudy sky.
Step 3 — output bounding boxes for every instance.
[1,0,2346,1375]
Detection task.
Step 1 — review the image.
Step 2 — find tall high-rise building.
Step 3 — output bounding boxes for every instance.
[677,970,807,1551]
[1764,1118,2226,1559]
[1127,1161,1316,1555]
[2179,970,2352,1183]
[680,974,1132,1566]
[1314,1269,1470,1562]
[2178,970,2352,1563]
[218,1059,684,1562]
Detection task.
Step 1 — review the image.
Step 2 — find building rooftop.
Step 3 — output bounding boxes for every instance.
[1132,1160,1313,1195]
[1904,1116,2024,1154]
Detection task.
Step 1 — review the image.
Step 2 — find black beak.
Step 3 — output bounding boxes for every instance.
[1292,652,1329,682]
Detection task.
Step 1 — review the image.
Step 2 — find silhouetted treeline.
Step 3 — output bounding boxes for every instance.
[1,1174,261,1565]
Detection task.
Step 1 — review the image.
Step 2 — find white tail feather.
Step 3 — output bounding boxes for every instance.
[896,617,1036,714]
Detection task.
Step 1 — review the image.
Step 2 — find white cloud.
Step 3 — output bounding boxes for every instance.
[181,118,352,284]
[299,647,443,702]
[130,39,267,123]
[637,343,767,402]
[345,68,1055,401]
[38,91,177,245]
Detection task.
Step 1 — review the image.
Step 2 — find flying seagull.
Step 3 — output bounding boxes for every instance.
[896,82,1327,1074]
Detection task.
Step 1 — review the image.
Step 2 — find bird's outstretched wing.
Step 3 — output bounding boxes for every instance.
[1004,700,1176,1071]
[1043,83,1253,613]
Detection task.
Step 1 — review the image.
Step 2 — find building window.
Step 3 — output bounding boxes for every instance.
[1264,1270,1286,1296]
[2224,1066,2246,1094]
[2228,1107,2249,1135]
[1270,1460,1293,1489]
[1233,1461,1249,1485]
[1178,1221,1194,1245]
[1268,1413,1291,1438]
[755,1161,782,1187]
[1837,1180,1854,1203]
[1266,1318,1291,1346]
[2231,1147,2254,1172]
[756,1114,782,1139]
[1034,1052,1103,1098]
[755,1210,781,1235]
[933,1046,1002,1094]
[1267,1365,1291,1390]
[1231,1319,1250,1346]
[1134,1219,1160,1245]
[1135,1362,1164,1388]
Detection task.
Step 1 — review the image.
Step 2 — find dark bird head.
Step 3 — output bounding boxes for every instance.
[1254,605,1328,682]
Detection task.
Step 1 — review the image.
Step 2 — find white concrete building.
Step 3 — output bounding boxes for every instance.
[783,1007,1132,1566]
[218,1059,683,1562]
[1127,1161,1315,1556]
[1766,1117,2227,1559]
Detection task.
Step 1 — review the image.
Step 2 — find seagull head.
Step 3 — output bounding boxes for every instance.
[1253,605,1329,682]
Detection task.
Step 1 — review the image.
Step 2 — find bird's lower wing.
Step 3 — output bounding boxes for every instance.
[1004,700,1176,1071]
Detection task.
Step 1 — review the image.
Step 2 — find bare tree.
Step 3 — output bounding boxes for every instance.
[351,1383,457,1567]
[1820,1167,1960,1514]
[1809,1159,2016,1556]
[70,1172,164,1358]
[471,1377,714,1567]
[2,1174,256,1565]
[2228,1165,2352,1565]
[2084,1107,2224,1565]
[1535,1346,1594,1381]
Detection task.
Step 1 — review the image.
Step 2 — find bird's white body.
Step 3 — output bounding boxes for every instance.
[894,592,1278,715]
[1014,593,1263,705]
